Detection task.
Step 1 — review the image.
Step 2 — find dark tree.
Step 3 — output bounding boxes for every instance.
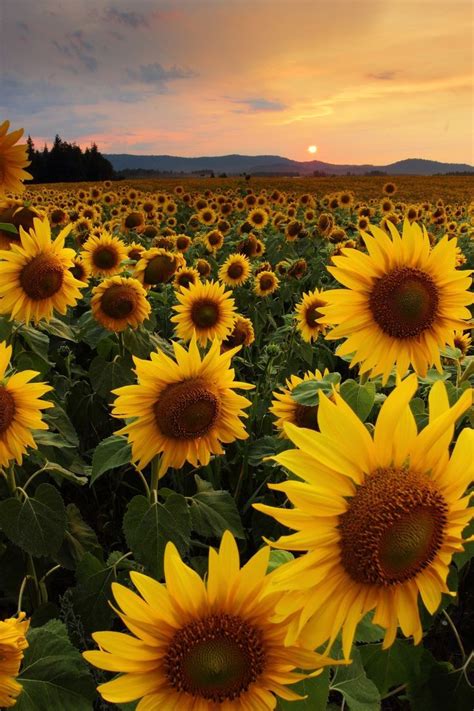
[24,136,114,183]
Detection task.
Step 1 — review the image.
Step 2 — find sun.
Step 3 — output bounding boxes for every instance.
[308,145,317,154]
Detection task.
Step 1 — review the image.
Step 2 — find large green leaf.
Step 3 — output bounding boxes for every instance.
[91,435,132,484]
[340,379,376,422]
[359,639,424,696]
[0,484,66,557]
[16,619,95,711]
[55,504,102,570]
[89,355,135,399]
[189,490,245,539]
[72,553,117,633]
[277,669,330,710]
[123,494,191,578]
[330,647,381,711]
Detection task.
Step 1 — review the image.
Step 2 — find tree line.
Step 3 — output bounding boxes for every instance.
[26,135,114,183]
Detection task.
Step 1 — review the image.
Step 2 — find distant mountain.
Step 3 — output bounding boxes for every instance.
[105,153,473,176]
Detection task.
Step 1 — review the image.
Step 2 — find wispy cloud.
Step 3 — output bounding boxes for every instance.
[127,62,197,87]
[53,30,97,72]
[104,6,149,29]
[367,70,399,81]
[228,97,287,113]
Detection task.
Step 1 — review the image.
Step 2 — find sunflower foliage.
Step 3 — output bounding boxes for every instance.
[0,148,473,711]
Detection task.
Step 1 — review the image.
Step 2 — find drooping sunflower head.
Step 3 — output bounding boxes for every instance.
[122,211,145,233]
[254,270,279,297]
[218,253,251,287]
[195,258,212,278]
[270,369,331,435]
[0,613,30,708]
[134,248,185,289]
[204,229,224,253]
[0,199,43,250]
[69,256,91,285]
[84,531,343,709]
[112,338,253,473]
[0,121,32,195]
[91,276,151,333]
[220,315,255,352]
[320,220,474,381]
[255,375,473,657]
[175,234,192,253]
[0,341,53,467]
[81,230,127,277]
[0,217,85,324]
[171,280,236,346]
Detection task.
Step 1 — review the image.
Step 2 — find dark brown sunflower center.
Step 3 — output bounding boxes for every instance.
[128,249,142,261]
[164,614,266,702]
[19,254,64,300]
[294,403,319,430]
[190,300,220,328]
[251,212,264,224]
[70,264,86,281]
[100,285,136,319]
[154,379,220,439]
[339,467,448,586]
[124,212,143,229]
[144,254,176,284]
[228,263,244,279]
[259,276,274,291]
[93,246,119,270]
[305,303,324,327]
[369,267,439,339]
[0,387,16,434]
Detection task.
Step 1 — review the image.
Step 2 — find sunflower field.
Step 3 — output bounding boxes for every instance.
[0,121,473,711]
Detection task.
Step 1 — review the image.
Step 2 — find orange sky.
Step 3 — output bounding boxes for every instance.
[2,0,473,164]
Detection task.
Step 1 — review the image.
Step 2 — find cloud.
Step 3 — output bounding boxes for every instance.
[127,62,197,86]
[367,70,399,81]
[104,6,149,29]
[228,97,287,113]
[53,30,97,72]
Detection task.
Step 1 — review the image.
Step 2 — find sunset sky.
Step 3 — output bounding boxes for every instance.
[2,0,473,164]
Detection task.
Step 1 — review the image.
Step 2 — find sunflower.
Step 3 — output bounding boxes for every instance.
[0,342,53,467]
[122,211,145,233]
[84,531,342,708]
[254,271,279,297]
[0,121,32,195]
[248,207,269,230]
[453,330,472,359]
[0,217,84,324]
[126,242,145,262]
[197,207,217,226]
[81,230,127,278]
[69,256,91,284]
[91,276,150,333]
[204,229,224,253]
[383,181,397,196]
[111,338,253,474]
[0,199,42,250]
[221,315,255,352]
[218,254,251,288]
[0,613,30,708]
[171,280,236,346]
[320,220,473,381]
[270,370,331,435]
[195,258,212,278]
[134,248,185,289]
[254,376,473,658]
[175,234,192,253]
[173,266,200,290]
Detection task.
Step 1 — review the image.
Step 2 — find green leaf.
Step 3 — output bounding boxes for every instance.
[189,490,245,539]
[277,669,330,710]
[73,553,117,633]
[359,639,424,695]
[291,373,341,405]
[43,401,79,446]
[410,397,429,429]
[91,435,132,484]
[89,354,135,399]
[340,379,376,422]
[44,461,88,486]
[354,612,385,643]
[0,221,18,234]
[0,483,66,557]
[55,504,102,570]
[123,494,191,578]
[39,317,76,341]
[267,549,294,572]
[406,649,474,711]
[16,619,95,711]
[19,325,51,362]
[330,647,381,711]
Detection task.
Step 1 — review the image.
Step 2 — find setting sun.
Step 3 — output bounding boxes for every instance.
[308,145,317,154]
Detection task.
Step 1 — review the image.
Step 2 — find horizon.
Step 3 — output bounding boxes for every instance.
[3,0,473,165]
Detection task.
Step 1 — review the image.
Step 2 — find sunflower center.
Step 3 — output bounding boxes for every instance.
[294,403,319,430]
[93,246,119,270]
[0,387,15,434]
[164,614,266,702]
[128,248,142,261]
[191,300,220,328]
[154,379,220,439]
[228,263,244,279]
[100,285,137,319]
[70,264,86,281]
[339,467,448,586]
[19,254,64,300]
[259,276,274,291]
[369,267,439,339]
[144,254,176,284]
[305,304,324,327]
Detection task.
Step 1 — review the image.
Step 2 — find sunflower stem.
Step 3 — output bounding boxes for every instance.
[150,456,161,503]
[442,609,466,661]
[117,331,125,359]
[458,358,474,385]
[17,575,32,615]
[6,463,17,496]
[359,370,370,385]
